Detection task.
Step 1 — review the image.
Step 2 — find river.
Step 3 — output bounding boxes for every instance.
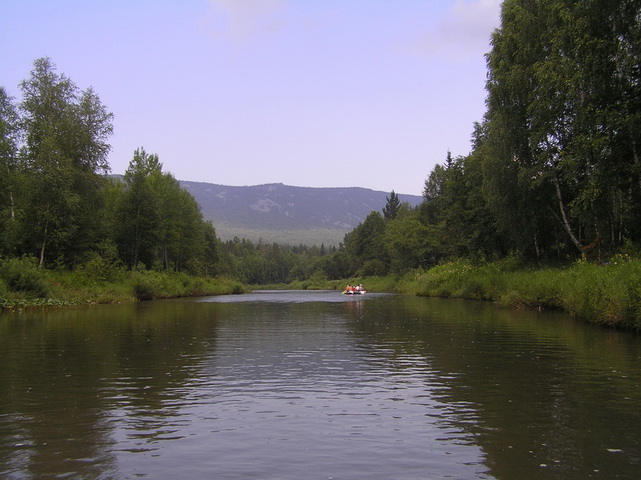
[1,290,640,479]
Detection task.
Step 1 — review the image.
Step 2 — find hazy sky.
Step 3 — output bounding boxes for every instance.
[1,0,502,196]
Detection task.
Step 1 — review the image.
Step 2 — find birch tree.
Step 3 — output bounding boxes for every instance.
[484,0,641,258]
[0,87,20,255]
[19,58,113,265]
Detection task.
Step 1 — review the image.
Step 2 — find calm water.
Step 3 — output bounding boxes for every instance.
[1,290,641,479]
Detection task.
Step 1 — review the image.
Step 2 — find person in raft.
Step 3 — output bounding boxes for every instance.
[345,284,353,292]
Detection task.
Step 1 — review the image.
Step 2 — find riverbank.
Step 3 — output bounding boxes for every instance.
[4,256,641,331]
[399,258,641,330]
[0,257,246,310]
[289,257,641,331]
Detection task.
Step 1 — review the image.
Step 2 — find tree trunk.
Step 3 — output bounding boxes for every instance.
[553,175,584,253]
[8,191,15,219]
[632,141,641,192]
[39,222,48,267]
[5,163,15,220]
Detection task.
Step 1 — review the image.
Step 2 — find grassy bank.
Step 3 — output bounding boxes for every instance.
[395,257,641,331]
[287,257,641,331]
[5,255,641,331]
[284,274,400,293]
[0,257,247,310]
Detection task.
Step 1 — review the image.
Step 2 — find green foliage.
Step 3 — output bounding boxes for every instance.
[17,58,113,266]
[128,270,247,301]
[218,238,323,284]
[0,57,247,303]
[0,256,49,298]
[0,87,20,257]
[394,258,641,331]
[341,211,387,276]
[110,148,219,274]
[115,148,161,268]
[484,0,641,257]
[4,51,641,333]
[77,241,125,282]
[384,216,432,272]
[129,270,171,300]
[360,259,388,277]
[557,260,641,329]
[382,190,401,220]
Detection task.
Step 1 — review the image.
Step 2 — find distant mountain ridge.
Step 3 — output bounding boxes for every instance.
[178,181,423,246]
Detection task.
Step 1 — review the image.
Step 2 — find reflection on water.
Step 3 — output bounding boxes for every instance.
[201,289,385,303]
[1,291,641,479]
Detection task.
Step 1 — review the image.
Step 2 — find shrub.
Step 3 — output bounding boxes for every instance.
[129,270,179,301]
[359,259,388,277]
[0,256,49,298]
[0,278,8,300]
[78,241,125,283]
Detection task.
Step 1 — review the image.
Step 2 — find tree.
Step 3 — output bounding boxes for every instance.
[384,216,434,272]
[484,0,641,259]
[0,87,20,255]
[18,57,113,266]
[423,164,447,202]
[116,148,162,268]
[114,148,215,273]
[148,171,205,271]
[342,211,388,275]
[382,190,401,221]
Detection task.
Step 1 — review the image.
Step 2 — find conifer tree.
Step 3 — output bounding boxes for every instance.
[383,190,400,221]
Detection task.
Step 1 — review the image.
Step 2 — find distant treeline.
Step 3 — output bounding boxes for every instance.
[2,0,641,297]
[0,57,333,286]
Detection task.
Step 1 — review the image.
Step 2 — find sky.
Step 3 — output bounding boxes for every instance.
[0,0,503,196]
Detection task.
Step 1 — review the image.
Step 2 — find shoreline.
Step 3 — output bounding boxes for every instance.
[4,259,641,332]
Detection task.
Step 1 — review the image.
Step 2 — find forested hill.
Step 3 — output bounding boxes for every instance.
[178,181,422,245]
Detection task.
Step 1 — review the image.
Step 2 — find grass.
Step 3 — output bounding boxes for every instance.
[4,254,641,331]
[283,273,401,293]
[394,257,641,331]
[281,257,641,331]
[0,257,247,310]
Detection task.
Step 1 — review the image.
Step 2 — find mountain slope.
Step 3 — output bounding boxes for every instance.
[178,181,423,245]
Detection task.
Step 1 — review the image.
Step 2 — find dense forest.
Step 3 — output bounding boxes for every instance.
[2,0,641,296]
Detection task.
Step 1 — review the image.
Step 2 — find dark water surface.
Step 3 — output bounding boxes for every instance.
[1,290,640,479]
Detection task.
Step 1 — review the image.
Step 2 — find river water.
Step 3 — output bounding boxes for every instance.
[1,290,640,479]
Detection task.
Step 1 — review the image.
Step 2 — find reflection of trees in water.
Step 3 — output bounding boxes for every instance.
[346,296,641,480]
[0,300,219,478]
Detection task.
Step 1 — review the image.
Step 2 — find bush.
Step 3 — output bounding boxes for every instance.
[127,270,247,300]
[0,256,49,298]
[359,259,388,277]
[405,258,641,330]
[78,241,125,283]
[559,260,641,329]
[0,278,8,300]
[129,270,179,301]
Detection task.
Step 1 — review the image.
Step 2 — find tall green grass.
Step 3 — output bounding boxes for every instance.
[0,257,50,299]
[400,258,641,330]
[0,256,247,309]
[557,258,641,329]
[127,270,245,301]
[4,253,641,330]
[285,274,400,293]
